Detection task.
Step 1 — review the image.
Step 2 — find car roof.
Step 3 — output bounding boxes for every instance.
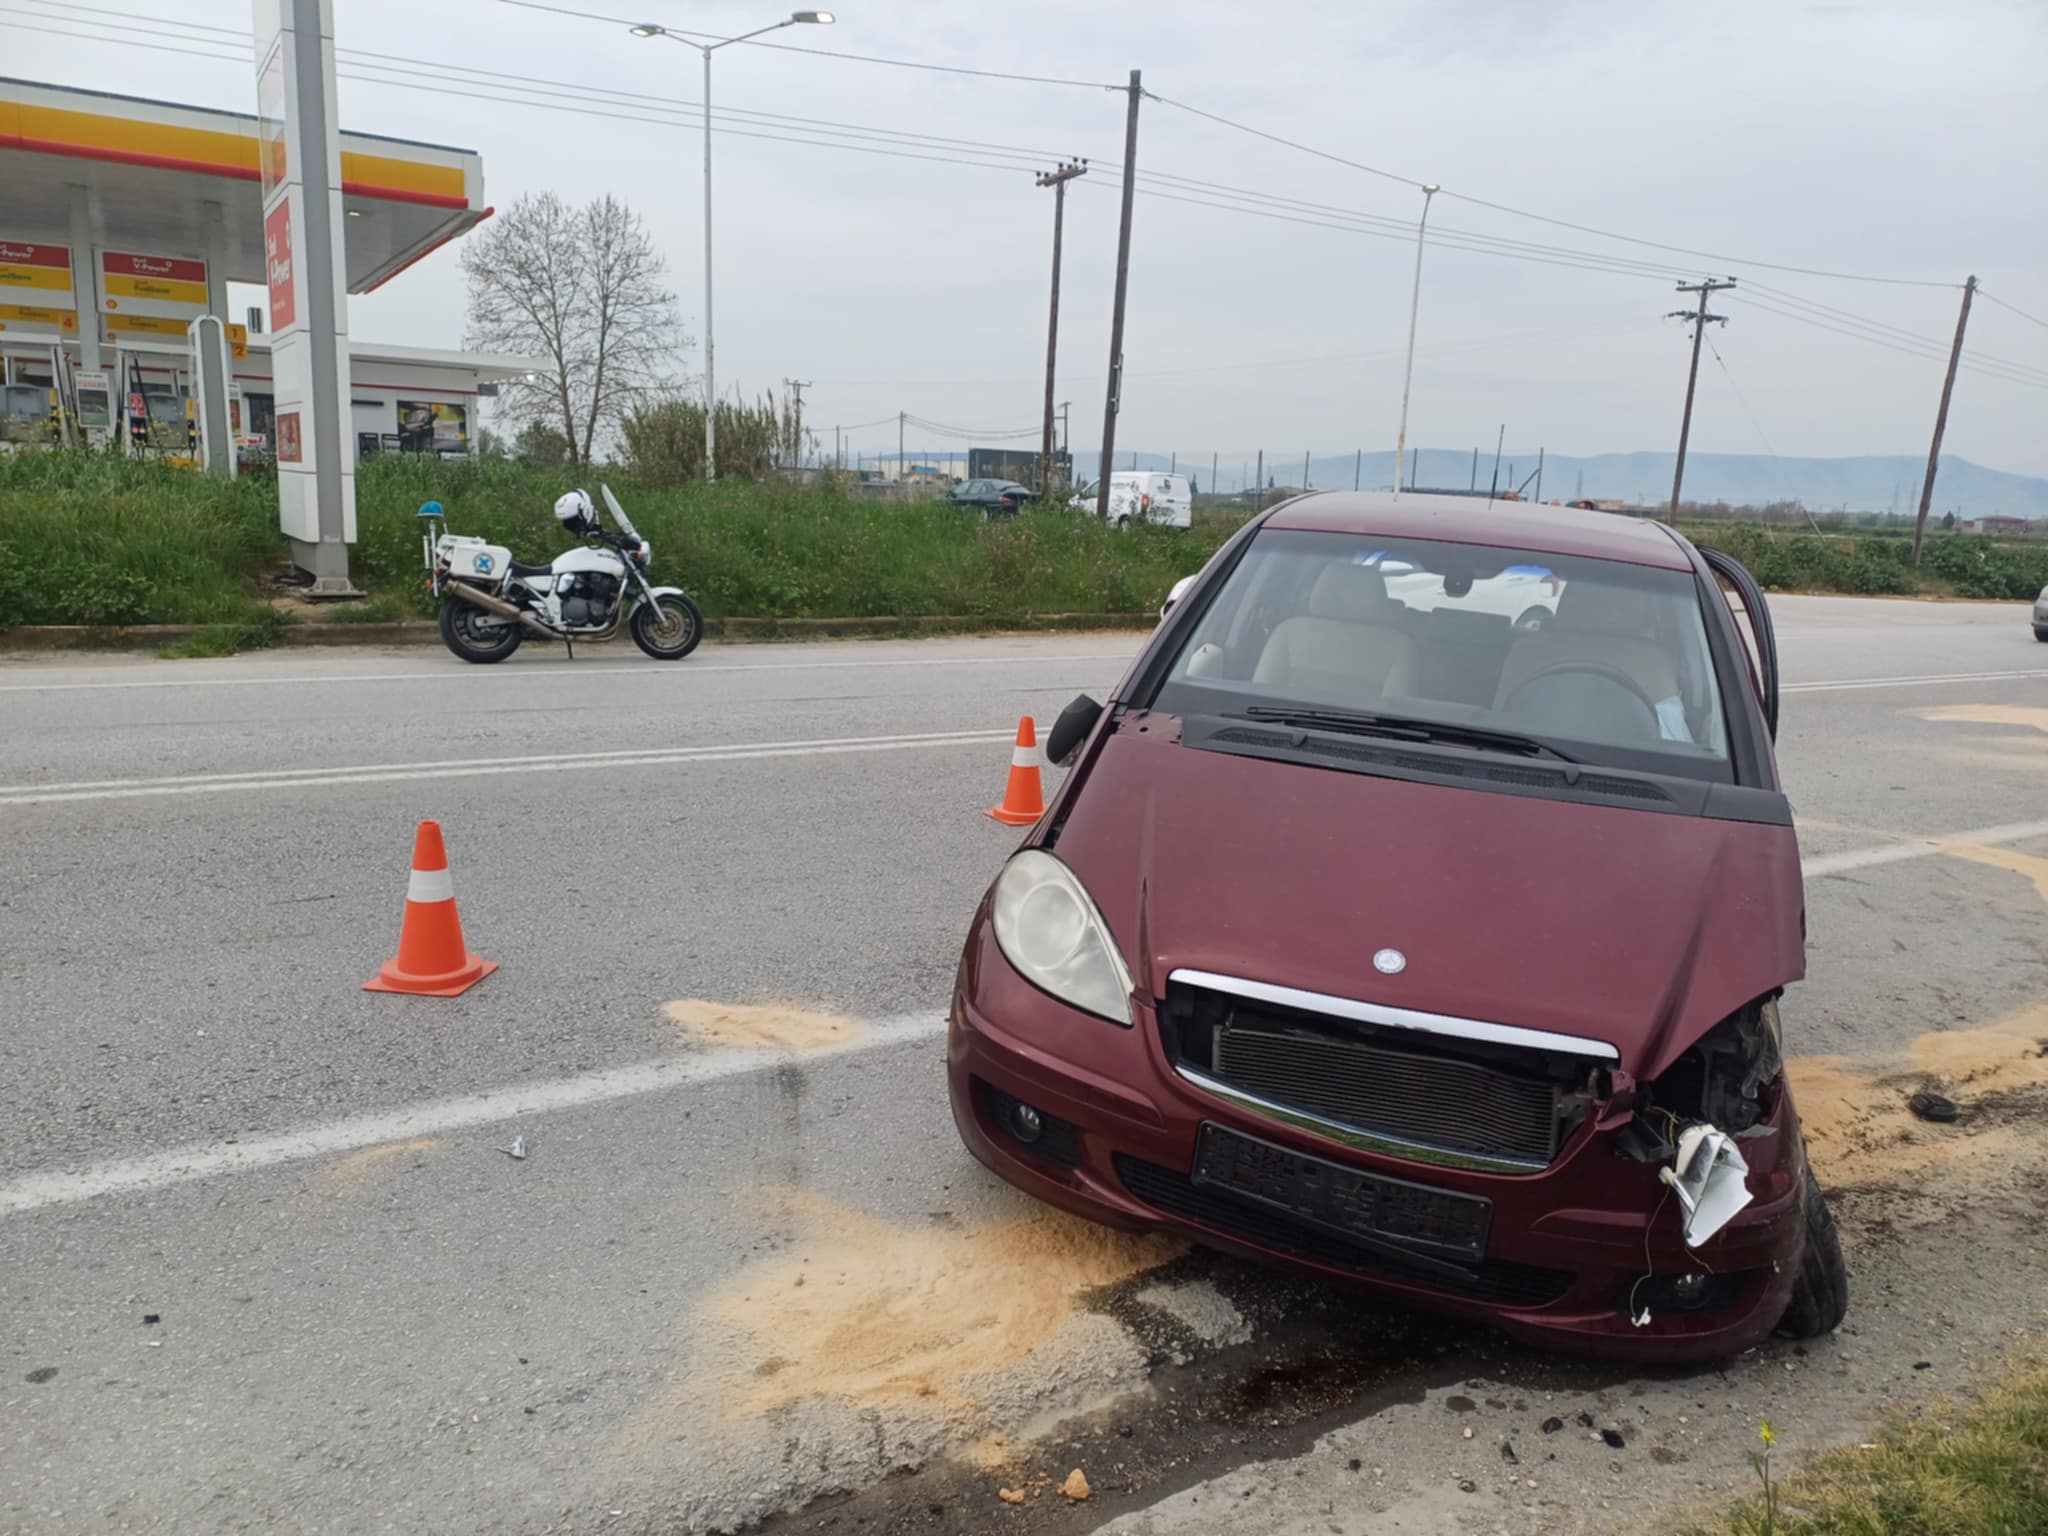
[1264,491,1693,570]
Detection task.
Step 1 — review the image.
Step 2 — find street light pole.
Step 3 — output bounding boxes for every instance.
[1391,181,1438,502]
[633,12,835,482]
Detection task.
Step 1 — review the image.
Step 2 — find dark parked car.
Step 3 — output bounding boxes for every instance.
[949,491,1845,1362]
[951,478,1035,516]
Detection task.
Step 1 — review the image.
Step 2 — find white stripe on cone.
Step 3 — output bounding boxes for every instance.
[1011,745,1042,768]
[407,867,455,903]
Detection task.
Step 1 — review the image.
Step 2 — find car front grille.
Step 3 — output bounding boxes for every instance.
[1162,980,1596,1172]
[1212,1021,1562,1166]
[1114,1154,1572,1307]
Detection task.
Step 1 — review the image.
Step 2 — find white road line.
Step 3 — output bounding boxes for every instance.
[0,650,1137,694]
[1800,818,2048,877]
[6,815,2045,1217]
[0,728,1013,805]
[1783,667,2048,693]
[0,1014,948,1218]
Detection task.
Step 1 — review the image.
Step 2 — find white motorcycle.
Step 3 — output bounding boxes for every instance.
[423,486,704,664]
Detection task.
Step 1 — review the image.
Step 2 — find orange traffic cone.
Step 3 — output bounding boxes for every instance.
[363,820,498,996]
[986,716,1047,826]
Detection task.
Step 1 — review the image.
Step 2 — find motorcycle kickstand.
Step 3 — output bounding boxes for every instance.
[563,636,575,660]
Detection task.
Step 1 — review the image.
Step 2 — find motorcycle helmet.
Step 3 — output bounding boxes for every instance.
[554,489,598,536]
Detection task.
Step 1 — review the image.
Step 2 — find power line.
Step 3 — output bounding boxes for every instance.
[7,13,1723,289]
[1146,92,1418,190]
[1704,334,1824,533]
[489,0,1123,90]
[1148,90,1957,290]
[1730,295,2048,389]
[10,2,2005,306]
[1976,287,2048,332]
[1742,278,2047,374]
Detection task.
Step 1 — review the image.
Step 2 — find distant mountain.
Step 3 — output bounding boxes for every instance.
[1065,449,2046,520]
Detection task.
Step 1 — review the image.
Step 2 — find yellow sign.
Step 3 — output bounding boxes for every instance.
[104,272,209,307]
[0,240,75,301]
[0,302,78,332]
[105,313,190,338]
[226,321,248,360]
[97,250,208,322]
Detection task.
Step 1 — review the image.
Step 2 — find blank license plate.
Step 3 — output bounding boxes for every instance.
[1192,1123,1492,1261]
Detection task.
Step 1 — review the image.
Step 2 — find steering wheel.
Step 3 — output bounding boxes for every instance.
[1501,660,1661,722]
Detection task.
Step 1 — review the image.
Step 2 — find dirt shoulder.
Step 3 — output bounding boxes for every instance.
[734,1011,2048,1536]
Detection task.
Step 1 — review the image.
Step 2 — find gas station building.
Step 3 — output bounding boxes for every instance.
[0,75,536,462]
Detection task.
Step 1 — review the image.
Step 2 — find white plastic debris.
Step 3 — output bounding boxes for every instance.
[502,1136,527,1161]
[1659,1123,1753,1247]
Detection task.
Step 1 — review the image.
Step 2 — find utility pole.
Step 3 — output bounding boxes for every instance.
[1169,450,1176,474]
[1911,275,1976,567]
[1302,449,1310,492]
[782,378,810,468]
[898,410,905,485]
[834,423,841,472]
[1255,448,1263,507]
[1035,159,1087,494]
[1210,450,1217,498]
[1488,425,1504,500]
[1392,182,1440,501]
[1354,449,1361,491]
[1096,70,1143,523]
[1470,446,1478,491]
[1667,278,1735,517]
[1533,446,1544,504]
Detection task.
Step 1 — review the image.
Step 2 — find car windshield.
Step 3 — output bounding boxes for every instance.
[1151,528,1731,778]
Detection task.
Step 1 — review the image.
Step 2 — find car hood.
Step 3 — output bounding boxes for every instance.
[1048,723,1804,1079]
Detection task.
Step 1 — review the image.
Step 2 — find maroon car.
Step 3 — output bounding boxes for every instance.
[948,492,1846,1362]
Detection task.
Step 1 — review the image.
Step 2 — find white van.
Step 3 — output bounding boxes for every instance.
[1072,471,1194,528]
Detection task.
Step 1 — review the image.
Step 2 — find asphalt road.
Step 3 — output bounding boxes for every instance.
[2,597,2045,1535]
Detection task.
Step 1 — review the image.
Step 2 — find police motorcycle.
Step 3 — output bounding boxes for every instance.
[423,486,704,664]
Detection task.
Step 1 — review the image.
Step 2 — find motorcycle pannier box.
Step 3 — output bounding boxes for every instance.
[436,534,514,584]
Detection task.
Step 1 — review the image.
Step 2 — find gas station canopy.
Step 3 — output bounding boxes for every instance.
[0,76,490,294]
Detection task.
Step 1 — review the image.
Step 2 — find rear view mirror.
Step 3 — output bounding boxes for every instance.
[1160,575,1194,620]
[1046,693,1104,767]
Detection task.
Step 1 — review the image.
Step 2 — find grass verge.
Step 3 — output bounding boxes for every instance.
[1682,1358,2048,1536]
[4,451,2043,629]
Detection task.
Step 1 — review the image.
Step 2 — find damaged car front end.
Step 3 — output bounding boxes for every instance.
[947,495,1847,1362]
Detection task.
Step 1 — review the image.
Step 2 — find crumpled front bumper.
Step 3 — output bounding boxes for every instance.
[948,921,1808,1363]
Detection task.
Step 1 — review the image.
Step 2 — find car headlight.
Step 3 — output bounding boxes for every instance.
[991,850,1134,1025]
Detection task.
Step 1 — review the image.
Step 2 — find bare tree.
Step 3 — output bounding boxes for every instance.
[461,193,682,467]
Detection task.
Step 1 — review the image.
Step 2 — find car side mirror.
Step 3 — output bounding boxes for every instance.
[1046,693,1104,767]
[1160,574,1195,620]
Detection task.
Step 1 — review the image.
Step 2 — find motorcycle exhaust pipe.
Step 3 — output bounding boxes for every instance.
[445,581,560,638]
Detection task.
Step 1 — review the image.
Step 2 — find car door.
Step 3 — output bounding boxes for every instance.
[1700,547,1780,740]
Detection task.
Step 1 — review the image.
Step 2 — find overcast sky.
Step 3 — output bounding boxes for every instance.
[11,0,2048,474]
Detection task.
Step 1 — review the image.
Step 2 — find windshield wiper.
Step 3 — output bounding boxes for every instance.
[1240,705,1578,763]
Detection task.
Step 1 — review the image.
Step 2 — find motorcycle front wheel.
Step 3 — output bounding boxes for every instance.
[439,596,524,664]
[630,592,704,660]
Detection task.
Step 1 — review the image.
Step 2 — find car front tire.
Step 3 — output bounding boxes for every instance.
[2034,626,2048,643]
[1775,1162,1849,1339]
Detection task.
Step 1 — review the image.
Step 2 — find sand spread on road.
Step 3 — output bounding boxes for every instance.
[663,998,866,1052]
[313,1136,444,1187]
[704,1192,1183,1416]
[1792,1001,2048,1187]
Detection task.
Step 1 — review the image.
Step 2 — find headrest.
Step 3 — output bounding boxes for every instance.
[1308,562,1393,622]
[1556,580,1657,636]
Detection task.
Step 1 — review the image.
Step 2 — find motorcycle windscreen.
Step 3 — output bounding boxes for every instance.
[600,484,641,542]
